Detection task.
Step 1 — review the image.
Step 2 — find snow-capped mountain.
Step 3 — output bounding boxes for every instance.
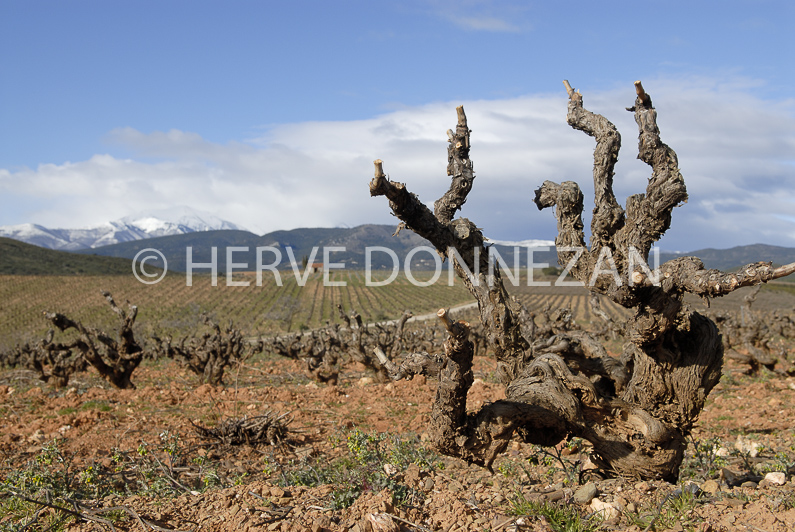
[0,207,247,250]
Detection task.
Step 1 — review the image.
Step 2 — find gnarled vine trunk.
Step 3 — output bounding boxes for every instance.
[45,291,143,389]
[370,80,795,480]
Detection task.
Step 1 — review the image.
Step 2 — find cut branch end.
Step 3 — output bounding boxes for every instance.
[773,261,795,280]
[373,346,389,366]
[437,308,452,331]
[563,79,574,97]
[373,159,384,177]
[634,80,650,105]
[455,106,467,127]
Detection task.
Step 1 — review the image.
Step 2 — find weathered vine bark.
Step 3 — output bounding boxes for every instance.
[263,305,426,383]
[370,81,795,480]
[370,106,529,384]
[45,291,143,389]
[10,329,89,388]
[711,286,781,373]
[152,316,264,385]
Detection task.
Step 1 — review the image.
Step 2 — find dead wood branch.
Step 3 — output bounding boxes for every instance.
[1,490,118,531]
[192,412,290,446]
[371,144,528,384]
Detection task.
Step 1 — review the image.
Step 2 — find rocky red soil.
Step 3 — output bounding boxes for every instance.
[1,353,794,531]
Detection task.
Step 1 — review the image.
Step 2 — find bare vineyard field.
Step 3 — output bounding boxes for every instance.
[1,343,794,531]
[0,272,475,350]
[3,271,794,351]
[509,279,795,326]
[2,272,795,530]
[509,284,630,324]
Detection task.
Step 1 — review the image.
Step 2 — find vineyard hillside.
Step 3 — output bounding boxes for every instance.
[0,271,474,349]
[73,224,560,272]
[3,267,794,352]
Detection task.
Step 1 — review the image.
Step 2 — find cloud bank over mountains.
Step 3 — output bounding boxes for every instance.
[1,76,793,251]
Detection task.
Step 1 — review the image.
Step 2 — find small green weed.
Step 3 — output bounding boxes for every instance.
[782,490,795,510]
[760,448,794,475]
[281,430,437,510]
[201,467,222,490]
[525,438,586,486]
[3,440,76,496]
[509,494,600,532]
[680,437,728,481]
[80,400,111,412]
[0,428,251,531]
[625,485,703,531]
[0,440,87,530]
[720,372,739,388]
[261,456,277,476]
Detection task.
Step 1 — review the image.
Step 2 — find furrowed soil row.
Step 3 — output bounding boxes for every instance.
[349,282,378,321]
[337,277,356,317]
[369,286,405,319]
[323,282,337,324]
[247,285,278,333]
[1,273,561,348]
[305,275,323,325]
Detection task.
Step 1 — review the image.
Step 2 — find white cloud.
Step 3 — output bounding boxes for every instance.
[1,76,793,251]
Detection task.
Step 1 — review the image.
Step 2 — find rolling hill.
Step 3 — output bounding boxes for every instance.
[659,244,795,272]
[72,224,463,272]
[0,237,136,275]
[2,223,794,279]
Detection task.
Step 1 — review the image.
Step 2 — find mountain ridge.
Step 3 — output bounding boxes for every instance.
[0,206,246,251]
[72,225,795,276]
[73,225,438,272]
[659,244,795,272]
[2,221,794,277]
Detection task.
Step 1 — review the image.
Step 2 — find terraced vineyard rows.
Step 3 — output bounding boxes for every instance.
[4,271,791,351]
[0,272,474,349]
[506,280,629,327]
[508,279,795,328]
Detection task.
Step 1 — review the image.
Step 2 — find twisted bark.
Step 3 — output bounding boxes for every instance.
[371,108,529,383]
[371,81,795,480]
[45,291,143,389]
[10,329,89,388]
[153,317,263,385]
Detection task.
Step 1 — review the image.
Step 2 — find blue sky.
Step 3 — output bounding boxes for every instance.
[1,1,794,251]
